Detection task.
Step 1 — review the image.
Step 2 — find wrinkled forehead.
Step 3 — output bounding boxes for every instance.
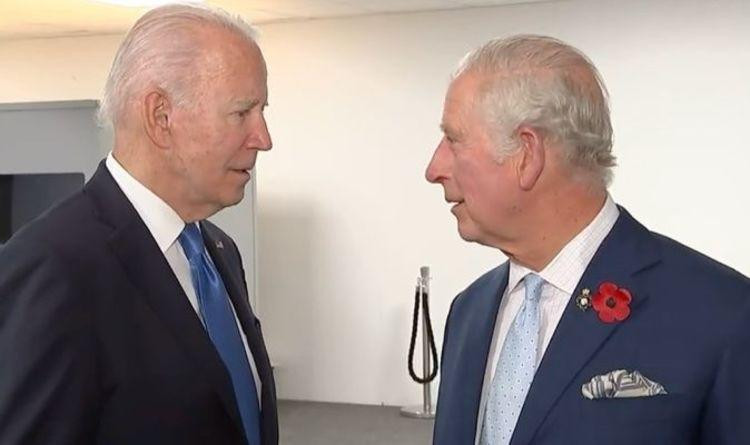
[173,31,267,110]
[192,25,265,77]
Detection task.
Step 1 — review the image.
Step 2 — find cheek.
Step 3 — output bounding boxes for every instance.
[216,124,251,159]
[454,158,489,200]
[185,125,235,166]
[459,165,509,218]
[452,158,473,191]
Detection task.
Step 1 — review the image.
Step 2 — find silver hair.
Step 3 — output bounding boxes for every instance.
[455,34,616,187]
[97,3,259,127]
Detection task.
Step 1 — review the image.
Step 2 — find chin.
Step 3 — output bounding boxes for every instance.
[457,220,493,246]
[458,232,480,243]
[227,194,245,207]
[456,223,478,243]
[218,189,245,209]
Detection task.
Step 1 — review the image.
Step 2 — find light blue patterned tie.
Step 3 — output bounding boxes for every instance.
[179,223,261,445]
[480,273,545,445]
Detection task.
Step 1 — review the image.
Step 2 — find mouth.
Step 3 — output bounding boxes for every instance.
[230,168,252,178]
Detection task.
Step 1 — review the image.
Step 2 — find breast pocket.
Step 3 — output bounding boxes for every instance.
[575,394,700,444]
[584,394,688,424]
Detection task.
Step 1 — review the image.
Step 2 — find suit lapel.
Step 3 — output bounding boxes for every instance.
[437,263,509,443]
[201,222,273,382]
[201,224,250,327]
[84,163,245,436]
[510,208,660,444]
[202,222,278,443]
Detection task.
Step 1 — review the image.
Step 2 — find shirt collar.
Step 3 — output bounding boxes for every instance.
[105,152,185,253]
[507,194,620,295]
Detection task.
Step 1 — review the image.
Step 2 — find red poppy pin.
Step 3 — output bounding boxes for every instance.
[590,282,632,323]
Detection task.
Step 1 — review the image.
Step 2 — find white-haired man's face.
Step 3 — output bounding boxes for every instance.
[166,27,272,218]
[426,72,524,249]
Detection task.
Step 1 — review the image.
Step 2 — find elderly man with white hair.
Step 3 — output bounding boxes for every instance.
[428,35,750,445]
[0,4,276,445]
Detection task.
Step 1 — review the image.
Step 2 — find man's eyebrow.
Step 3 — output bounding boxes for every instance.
[232,99,260,108]
[440,123,459,136]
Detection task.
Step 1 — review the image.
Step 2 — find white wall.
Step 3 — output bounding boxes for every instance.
[1,0,748,407]
[0,35,120,103]
[257,0,750,405]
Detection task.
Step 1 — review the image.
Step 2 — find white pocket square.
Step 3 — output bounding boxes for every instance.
[582,369,667,400]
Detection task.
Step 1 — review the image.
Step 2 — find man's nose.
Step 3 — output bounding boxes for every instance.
[425,139,449,183]
[247,114,272,151]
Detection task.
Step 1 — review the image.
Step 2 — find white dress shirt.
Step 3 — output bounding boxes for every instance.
[105,153,262,406]
[474,195,619,444]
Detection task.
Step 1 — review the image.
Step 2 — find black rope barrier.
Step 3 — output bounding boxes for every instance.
[407,284,439,384]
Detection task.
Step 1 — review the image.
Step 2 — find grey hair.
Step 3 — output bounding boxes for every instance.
[455,34,616,187]
[97,3,258,127]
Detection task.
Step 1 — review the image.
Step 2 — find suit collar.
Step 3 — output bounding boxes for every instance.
[84,162,248,439]
[504,194,619,298]
[84,160,141,230]
[104,153,184,253]
[510,206,661,444]
[535,194,620,295]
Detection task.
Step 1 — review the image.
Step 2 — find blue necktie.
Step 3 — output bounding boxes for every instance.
[179,223,261,445]
[480,273,545,445]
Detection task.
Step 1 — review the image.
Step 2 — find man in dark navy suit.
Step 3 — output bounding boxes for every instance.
[426,35,750,445]
[0,4,277,444]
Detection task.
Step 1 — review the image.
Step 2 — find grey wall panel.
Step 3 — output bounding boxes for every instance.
[0,101,105,179]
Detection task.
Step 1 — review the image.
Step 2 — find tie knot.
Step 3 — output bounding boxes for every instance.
[178,223,204,262]
[523,273,545,302]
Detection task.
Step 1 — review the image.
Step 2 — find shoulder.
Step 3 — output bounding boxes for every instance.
[0,188,111,291]
[637,229,750,350]
[654,232,748,283]
[649,231,749,300]
[2,190,95,258]
[612,207,748,310]
[0,193,99,322]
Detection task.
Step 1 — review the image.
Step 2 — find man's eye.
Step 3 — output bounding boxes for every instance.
[237,109,250,117]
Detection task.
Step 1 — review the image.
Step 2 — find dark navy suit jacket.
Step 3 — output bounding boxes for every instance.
[0,162,278,445]
[434,208,750,444]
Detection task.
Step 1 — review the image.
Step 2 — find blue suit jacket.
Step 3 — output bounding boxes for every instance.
[433,208,750,444]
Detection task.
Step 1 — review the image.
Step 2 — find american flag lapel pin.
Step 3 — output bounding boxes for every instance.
[215,240,224,249]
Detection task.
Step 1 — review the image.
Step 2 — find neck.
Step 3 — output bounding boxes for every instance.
[502,182,607,272]
[112,136,214,224]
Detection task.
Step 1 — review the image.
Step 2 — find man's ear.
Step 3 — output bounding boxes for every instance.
[515,125,545,191]
[142,89,172,149]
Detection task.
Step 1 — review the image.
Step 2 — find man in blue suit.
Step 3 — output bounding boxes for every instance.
[426,35,750,444]
[0,5,277,444]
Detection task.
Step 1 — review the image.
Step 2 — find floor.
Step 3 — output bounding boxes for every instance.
[278,400,434,445]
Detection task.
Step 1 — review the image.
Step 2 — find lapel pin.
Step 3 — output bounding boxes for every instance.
[215,240,224,249]
[591,281,632,323]
[576,288,592,311]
